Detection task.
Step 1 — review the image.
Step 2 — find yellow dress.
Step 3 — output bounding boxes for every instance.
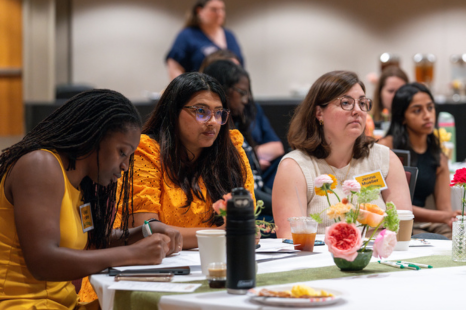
[79,129,256,302]
[0,150,88,310]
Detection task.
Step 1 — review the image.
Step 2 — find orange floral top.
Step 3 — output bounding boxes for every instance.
[113,129,255,228]
[79,129,256,303]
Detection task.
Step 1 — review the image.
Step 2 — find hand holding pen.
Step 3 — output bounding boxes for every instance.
[143,220,183,255]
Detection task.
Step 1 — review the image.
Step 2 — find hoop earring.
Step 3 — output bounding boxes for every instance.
[319,119,324,126]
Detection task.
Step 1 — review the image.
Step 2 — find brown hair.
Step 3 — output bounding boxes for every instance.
[372,66,409,122]
[198,49,240,72]
[185,0,224,28]
[288,70,375,159]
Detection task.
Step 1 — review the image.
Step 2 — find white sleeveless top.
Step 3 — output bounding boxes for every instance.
[280,144,390,234]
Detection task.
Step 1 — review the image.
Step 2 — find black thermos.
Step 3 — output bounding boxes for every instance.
[226,187,256,294]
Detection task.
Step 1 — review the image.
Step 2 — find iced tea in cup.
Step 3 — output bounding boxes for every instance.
[287,217,318,252]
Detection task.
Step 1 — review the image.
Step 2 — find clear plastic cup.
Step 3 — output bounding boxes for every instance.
[287,217,318,252]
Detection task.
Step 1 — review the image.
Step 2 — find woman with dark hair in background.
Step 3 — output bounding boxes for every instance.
[203,60,282,217]
[378,83,460,238]
[372,66,409,123]
[166,0,243,80]
[273,71,412,237]
[0,90,181,309]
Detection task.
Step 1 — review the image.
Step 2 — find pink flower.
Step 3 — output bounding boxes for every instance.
[372,229,397,259]
[212,193,232,215]
[324,222,362,261]
[314,174,333,188]
[342,180,361,196]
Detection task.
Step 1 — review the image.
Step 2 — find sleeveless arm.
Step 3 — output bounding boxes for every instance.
[272,157,308,238]
[381,150,412,211]
[8,150,170,281]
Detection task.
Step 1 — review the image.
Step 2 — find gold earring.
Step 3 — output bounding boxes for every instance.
[319,119,324,126]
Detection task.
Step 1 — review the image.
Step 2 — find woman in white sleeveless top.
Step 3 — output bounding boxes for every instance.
[272,71,412,236]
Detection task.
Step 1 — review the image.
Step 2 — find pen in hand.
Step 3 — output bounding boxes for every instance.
[142,220,153,238]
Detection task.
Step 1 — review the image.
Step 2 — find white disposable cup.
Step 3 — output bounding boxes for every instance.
[196,230,226,275]
[394,210,414,251]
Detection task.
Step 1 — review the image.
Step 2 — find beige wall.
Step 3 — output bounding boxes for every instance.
[23,0,55,101]
[68,0,466,100]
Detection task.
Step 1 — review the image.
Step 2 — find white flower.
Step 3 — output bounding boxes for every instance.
[314,174,333,188]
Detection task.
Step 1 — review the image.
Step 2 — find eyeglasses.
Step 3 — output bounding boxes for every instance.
[183,105,230,125]
[331,96,373,112]
[232,87,250,102]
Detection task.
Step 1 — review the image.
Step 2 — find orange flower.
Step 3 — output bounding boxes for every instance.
[327,202,353,220]
[357,203,386,227]
[315,174,337,196]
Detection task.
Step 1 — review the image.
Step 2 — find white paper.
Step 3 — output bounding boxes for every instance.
[108,281,201,292]
[255,240,299,253]
[112,251,202,272]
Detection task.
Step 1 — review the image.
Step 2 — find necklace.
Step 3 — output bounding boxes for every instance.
[325,159,352,185]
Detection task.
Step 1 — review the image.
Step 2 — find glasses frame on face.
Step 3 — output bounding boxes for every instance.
[328,96,373,112]
[232,87,250,102]
[183,105,230,125]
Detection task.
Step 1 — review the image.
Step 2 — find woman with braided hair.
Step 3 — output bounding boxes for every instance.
[0,89,181,309]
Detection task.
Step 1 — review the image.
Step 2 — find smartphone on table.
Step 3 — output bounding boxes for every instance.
[282,239,325,246]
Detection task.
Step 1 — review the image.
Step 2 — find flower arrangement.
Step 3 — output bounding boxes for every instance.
[450,168,466,222]
[434,128,452,157]
[311,174,399,265]
[213,194,275,237]
[451,168,466,262]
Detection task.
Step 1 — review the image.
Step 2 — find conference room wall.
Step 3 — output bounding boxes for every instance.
[69,0,466,100]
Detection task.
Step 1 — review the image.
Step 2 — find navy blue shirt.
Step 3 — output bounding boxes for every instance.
[166,27,243,73]
[250,104,280,145]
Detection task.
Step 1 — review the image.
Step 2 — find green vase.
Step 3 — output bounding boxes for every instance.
[332,249,373,271]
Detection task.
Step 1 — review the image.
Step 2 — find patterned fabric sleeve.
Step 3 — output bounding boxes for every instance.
[114,134,163,228]
[230,130,256,206]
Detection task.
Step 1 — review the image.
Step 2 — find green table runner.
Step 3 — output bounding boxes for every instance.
[113,256,466,309]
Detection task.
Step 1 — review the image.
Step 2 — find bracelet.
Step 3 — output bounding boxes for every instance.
[147,218,161,223]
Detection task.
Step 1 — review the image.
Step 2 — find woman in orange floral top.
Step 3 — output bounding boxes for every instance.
[79,72,255,302]
[127,72,255,249]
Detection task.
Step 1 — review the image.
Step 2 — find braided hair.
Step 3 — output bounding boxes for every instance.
[0,89,142,249]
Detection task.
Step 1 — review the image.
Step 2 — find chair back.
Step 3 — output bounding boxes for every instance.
[394,149,411,166]
[404,166,418,202]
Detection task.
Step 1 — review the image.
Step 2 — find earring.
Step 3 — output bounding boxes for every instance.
[319,119,324,126]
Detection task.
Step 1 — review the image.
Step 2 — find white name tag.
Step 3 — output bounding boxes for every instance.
[79,203,94,232]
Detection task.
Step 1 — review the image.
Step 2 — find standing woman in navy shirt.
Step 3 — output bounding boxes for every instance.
[166,0,244,80]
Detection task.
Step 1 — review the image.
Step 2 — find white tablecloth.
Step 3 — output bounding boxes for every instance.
[90,237,453,310]
[159,266,464,310]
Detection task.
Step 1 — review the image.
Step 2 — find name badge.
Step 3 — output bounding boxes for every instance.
[79,203,94,232]
[353,170,387,191]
